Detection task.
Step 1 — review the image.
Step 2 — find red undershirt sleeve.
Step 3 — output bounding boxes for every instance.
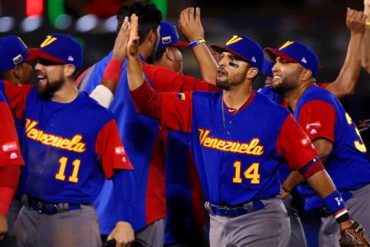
[143,63,217,92]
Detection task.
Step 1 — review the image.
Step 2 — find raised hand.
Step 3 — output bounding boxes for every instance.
[346,8,367,34]
[113,16,131,61]
[127,14,140,59]
[179,7,205,41]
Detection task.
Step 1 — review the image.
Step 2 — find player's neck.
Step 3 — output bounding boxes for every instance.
[52,80,79,103]
[222,85,252,110]
[284,81,313,111]
[139,42,154,61]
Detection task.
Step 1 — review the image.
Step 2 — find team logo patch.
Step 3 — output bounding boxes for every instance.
[306,121,321,136]
[115,146,125,155]
[2,142,18,152]
[279,41,294,50]
[40,35,57,48]
[161,36,172,45]
[13,54,24,65]
[226,35,243,46]
[305,122,321,129]
[177,93,186,100]
[300,137,310,146]
[10,152,18,160]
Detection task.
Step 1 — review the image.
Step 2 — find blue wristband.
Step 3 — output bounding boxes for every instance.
[322,190,346,214]
[189,39,206,48]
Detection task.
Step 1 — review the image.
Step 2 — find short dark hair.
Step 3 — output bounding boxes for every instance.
[117,1,162,45]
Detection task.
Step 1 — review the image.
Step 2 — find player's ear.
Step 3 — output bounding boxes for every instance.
[246,67,259,80]
[147,28,158,47]
[65,64,77,78]
[165,47,174,62]
[300,68,312,81]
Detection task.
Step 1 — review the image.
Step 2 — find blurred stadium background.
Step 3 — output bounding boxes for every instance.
[1,1,369,246]
[1,0,369,122]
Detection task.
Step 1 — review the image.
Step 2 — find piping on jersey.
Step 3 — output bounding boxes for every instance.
[25,119,86,153]
[198,128,264,155]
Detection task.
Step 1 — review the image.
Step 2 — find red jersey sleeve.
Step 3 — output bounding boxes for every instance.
[143,63,217,92]
[160,91,193,133]
[0,166,20,216]
[95,119,133,179]
[2,81,32,119]
[297,100,336,142]
[277,114,320,171]
[0,102,24,167]
[130,82,193,133]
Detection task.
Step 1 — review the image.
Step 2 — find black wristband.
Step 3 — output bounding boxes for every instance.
[336,212,350,224]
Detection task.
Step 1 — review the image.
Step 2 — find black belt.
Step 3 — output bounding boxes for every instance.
[23,195,84,215]
[205,200,265,218]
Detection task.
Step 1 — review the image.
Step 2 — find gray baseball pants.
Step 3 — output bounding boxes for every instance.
[209,197,290,247]
[13,204,101,247]
[319,183,370,247]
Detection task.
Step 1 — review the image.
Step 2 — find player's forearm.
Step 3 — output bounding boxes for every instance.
[191,43,218,84]
[328,32,363,99]
[281,171,305,193]
[0,166,20,216]
[127,55,145,91]
[362,3,370,73]
[130,81,161,120]
[100,58,124,94]
[306,169,336,198]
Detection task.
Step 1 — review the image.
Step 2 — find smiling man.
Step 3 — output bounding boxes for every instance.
[123,15,366,247]
[266,40,370,246]
[0,32,135,247]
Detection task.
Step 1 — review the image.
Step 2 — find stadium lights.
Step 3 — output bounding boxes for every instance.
[75,15,98,32]
[0,16,15,32]
[20,16,43,32]
[104,16,118,33]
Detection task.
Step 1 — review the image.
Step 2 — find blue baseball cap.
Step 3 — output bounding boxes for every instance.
[29,33,83,70]
[210,35,264,71]
[159,21,188,48]
[262,59,274,77]
[264,41,319,77]
[0,35,33,73]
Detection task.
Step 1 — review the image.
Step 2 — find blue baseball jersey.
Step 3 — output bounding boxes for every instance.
[81,54,165,231]
[0,80,132,203]
[294,85,370,200]
[164,130,206,244]
[147,90,320,205]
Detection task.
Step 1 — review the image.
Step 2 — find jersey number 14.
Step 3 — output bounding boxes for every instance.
[232,161,261,184]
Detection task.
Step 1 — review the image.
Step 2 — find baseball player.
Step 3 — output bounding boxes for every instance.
[126,15,365,246]
[0,32,136,247]
[153,20,208,247]
[79,3,217,246]
[266,39,370,246]
[259,8,368,247]
[0,90,24,240]
[0,35,34,232]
